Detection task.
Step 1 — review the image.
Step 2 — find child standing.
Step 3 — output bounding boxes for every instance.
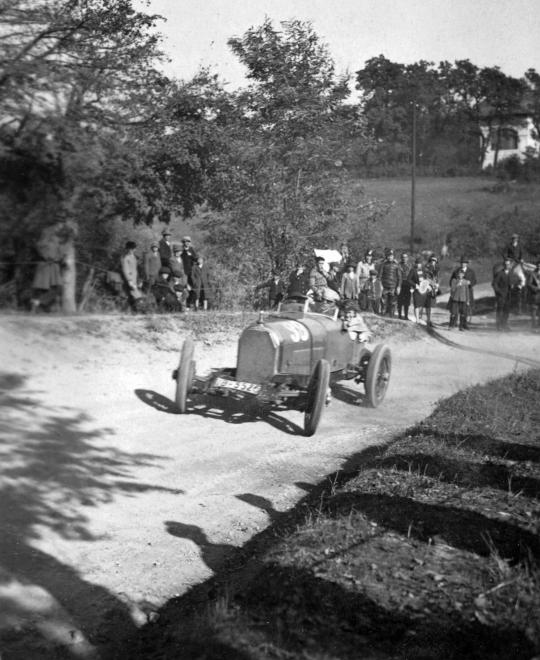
[449,268,470,330]
[361,269,382,314]
[340,263,359,301]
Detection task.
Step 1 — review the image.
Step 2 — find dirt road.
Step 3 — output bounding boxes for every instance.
[0,306,538,658]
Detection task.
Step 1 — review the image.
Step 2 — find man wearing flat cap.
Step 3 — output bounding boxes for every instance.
[503,233,523,264]
[178,236,197,307]
[158,229,173,269]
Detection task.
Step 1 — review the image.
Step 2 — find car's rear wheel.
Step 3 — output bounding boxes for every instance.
[175,337,195,413]
[365,344,391,407]
[304,359,330,436]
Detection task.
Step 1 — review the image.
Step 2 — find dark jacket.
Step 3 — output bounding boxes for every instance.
[158,239,172,268]
[191,263,210,298]
[492,268,513,298]
[181,247,198,278]
[378,259,402,292]
[287,269,310,296]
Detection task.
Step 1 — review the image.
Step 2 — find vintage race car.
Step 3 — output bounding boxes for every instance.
[172,297,391,436]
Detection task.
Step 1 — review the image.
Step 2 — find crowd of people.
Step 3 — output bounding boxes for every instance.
[255,234,540,332]
[120,230,211,312]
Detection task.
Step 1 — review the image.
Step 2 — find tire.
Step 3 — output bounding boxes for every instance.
[304,359,331,437]
[175,337,195,413]
[365,344,391,408]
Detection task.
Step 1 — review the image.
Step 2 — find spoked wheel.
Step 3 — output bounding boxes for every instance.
[304,359,330,437]
[365,344,391,408]
[175,337,195,413]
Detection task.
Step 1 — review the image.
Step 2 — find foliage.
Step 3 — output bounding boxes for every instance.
[354,56,530,175]
[200,19,373,283]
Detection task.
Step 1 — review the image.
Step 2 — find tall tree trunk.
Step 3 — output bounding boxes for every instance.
[62,236,77,313]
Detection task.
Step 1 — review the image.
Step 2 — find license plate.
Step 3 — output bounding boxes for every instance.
[214,377,261,395]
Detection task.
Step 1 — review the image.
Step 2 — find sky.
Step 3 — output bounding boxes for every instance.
[137,0,540,91]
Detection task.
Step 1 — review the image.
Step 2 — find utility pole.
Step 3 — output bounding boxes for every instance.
[410,101,416,255]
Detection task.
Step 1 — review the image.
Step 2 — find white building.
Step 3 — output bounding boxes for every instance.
[481,105,539,169]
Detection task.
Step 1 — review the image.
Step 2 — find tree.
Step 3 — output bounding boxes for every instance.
[0,1,227,311]
[203,19,370,283]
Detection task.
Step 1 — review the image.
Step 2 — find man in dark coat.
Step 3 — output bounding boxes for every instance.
[396,252,411,320]
[287,265,309,297]
[158,229,173,269]
[492,257,513,331]
[180,236,198,307]
[377,248,402,317]
[191,256,211,310]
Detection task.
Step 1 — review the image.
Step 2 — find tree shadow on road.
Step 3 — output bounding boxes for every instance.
[0,372,182,659]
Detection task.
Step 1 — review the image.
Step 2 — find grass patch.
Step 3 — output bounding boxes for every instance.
[134,369,540,659]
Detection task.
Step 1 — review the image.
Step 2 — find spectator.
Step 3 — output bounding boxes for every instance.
[287,264,310,297]
[256,272,286,309]
[503,233,523,263]
[527,259,540,330]
[492,257,514,331]
[356,250,375,300]
[144,242,161,290]
[339,242,351,267]
[377,248,402,317]
[120,241,142,311]
[326,262,342,294]
[309,256,329,301]
[180,236,198,307]
[448,268,470,331]
[423,254,441,326]
[340,263,359,301]
[158,229,173,268]
[450,256,477,315]
[152,267,181,312]
[191,256,211,311]
[31,224,64,312]
[169,245,188,310]
[397,252,412,320]
[360,269,382,314]
[408,258,432,325]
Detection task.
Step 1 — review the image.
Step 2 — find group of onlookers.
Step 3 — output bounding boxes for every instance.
[120,230,210,312]
[255,234,540,333]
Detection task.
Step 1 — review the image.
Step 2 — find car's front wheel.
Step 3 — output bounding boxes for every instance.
[365,344,391,407]
[175,337,195,413]
[304,359,330,436]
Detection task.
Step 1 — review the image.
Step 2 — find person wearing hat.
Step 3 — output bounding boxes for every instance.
[526,259,540,330]
[361,268,383,314]
[309,256,329,301]
[377,248,402,317]
[449,267,471,331]
[450,256,477,317]
[120,241,142,310]
[287,264,310,298]
[191,256,211,311]
[503,233,523,264]
[255,270,286,310]
[397,252,412,320]
[492,256,514,331]
[327,262,342,294]
[158,229,173,268]
[356,250,375,303]
[180,236,198,307]
[151,266,181,312]
[144,242,162,290]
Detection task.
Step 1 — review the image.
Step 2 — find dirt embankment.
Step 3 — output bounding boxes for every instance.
[0,307,538,658]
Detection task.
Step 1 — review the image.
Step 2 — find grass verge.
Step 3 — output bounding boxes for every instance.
[131,370,540,660]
